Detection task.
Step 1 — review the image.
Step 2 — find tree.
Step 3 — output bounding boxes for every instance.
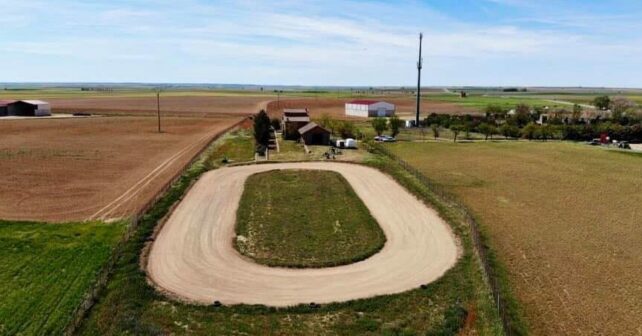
[611,96,635,120]
[484,104,505,120]
[593,95,611,110]
[512,103,532,127]
[318,113,335,133]
[450,124,462,142]
[431,124,440,139]
[521,122,539,140]
[500,124,520,139]
[389,116,403,137]
[335,121,356,139]
[270,117,281,131]
[572,104,583,123]
[540,124,555,141]
[478,123,494,140]
[253,110,271,148]
[371,117,388,136]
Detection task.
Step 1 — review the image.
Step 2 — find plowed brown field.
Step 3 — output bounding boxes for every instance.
[0,116,240,222]
[49,95,270,117]
[267,98,479,119]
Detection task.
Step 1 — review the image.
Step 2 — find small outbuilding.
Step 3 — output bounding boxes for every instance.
[282,108,311,140]
[345,100,395,118]
[299,122,330,145]
[7,100,52,117]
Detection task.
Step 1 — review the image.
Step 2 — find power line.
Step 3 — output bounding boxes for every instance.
[415,32,423,127]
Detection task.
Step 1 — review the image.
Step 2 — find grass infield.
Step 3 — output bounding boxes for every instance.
[235,169,386,268]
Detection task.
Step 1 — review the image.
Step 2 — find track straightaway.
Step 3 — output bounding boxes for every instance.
[147,162,459,306]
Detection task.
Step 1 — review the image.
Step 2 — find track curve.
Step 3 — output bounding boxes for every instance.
[147,162,459,306]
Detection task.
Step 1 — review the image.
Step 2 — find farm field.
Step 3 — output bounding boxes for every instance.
[47,95,270,117]
[388,141,642,335]
[235,170,385,268]
[0,220,125,335]
[0,116,240,222]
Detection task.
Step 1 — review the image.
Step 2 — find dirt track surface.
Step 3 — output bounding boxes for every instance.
[147,162,459,306]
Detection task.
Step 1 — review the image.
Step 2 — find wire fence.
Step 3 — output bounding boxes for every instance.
[64,118,248,335]
[370,142,515,336]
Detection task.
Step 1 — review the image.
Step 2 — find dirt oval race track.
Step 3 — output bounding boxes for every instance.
[147,162,459,306]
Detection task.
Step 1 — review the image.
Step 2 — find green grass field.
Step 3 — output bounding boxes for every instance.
[77,132,503,335]
[235,170,385,268]
[387,141,642,335]
[207,130,255,167]
[0,220,125,335]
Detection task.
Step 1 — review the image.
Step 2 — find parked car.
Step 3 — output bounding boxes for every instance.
[374,135,396,142]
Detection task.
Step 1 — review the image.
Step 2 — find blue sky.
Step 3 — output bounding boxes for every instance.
[1,0,641,87]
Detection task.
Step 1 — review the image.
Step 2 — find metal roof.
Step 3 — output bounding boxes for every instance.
[0,100,17,107]
[284,116,310,122]
[20,100,50,105]
[283,108,308,114]
[298,122,329,134]
[348,100,381,105]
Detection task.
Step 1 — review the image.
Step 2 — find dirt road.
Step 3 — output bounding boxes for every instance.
[147,162,459,306]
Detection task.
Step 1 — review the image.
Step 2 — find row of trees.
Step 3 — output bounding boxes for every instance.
[435,121,642,142]
[370,116,403,137]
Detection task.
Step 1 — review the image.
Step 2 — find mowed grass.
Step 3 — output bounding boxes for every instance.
[207,129,255,167]
[235,170,386,268]
[0,220,125,335]
[388,141,642,335]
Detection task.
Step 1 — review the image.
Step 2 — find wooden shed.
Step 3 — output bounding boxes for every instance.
[298,122,330,145]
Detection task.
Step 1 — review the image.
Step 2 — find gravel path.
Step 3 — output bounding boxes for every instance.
[147,162,459,306]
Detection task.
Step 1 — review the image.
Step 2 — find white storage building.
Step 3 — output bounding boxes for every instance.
[345,100,395,118]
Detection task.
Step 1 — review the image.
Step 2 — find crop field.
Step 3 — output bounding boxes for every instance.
[388,141,642,335]
[0,116,240,222]
[47,95,270,117]
[235,170,385,268]
[0,220,125,335]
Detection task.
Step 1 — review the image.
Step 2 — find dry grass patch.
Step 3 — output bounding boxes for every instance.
[389,141,642,335]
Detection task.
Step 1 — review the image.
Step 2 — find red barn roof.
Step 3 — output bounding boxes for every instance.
[348,100,381,105]
[0,100,17,107]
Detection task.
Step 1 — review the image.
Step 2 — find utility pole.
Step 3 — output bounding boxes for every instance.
[156,89,162,133]
[415,32,423,127]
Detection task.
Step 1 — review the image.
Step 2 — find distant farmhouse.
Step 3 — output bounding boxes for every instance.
[345,100,395,118]
[0,100,51,117]
[281,108,330,145]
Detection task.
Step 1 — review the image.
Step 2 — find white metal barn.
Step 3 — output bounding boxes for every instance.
[345,100,396,118]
